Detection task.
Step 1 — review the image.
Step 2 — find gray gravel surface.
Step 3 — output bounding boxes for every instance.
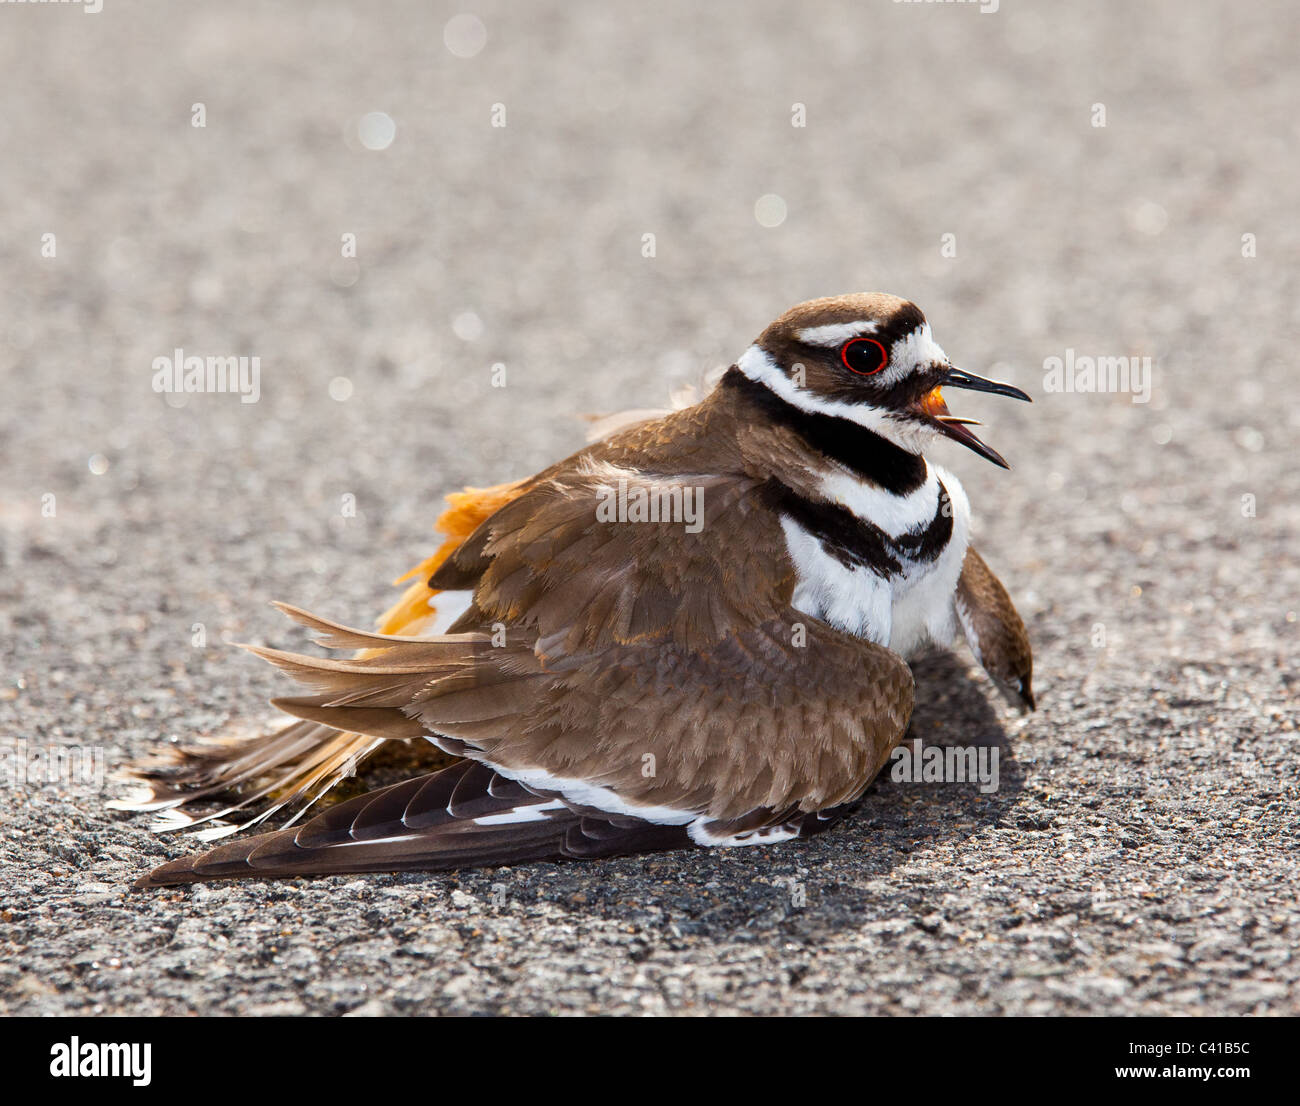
[1,0,1296,1016]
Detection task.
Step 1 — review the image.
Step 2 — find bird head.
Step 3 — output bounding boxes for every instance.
[738,293,1031,468]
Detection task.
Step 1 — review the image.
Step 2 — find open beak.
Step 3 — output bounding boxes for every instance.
[913,366,1032,469]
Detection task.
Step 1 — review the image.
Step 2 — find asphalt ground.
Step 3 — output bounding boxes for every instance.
[0,0,1296,1015]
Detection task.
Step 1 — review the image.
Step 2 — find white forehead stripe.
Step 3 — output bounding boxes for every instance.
[794,320,879,346]
[886,323,947,384]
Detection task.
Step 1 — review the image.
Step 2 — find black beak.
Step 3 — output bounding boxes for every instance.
[922,366,1031,469]
[942,366,1032,403]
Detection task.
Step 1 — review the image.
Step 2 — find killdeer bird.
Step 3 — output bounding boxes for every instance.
[122,293,1034,889]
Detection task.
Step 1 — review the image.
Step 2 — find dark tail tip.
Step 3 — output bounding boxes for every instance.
[131,857,201,891]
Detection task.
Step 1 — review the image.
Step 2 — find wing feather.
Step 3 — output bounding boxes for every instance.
[133,430,917,886]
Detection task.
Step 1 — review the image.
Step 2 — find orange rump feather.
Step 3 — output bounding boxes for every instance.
[377,480,527,636]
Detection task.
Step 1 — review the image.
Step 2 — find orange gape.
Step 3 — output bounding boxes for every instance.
[375,480,528,637]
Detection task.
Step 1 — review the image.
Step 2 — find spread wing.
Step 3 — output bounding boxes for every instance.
[134,467,915,887]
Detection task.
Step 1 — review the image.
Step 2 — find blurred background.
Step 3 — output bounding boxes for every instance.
[0,0,1296,1016]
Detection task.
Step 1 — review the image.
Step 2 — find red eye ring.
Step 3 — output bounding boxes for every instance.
[840,337,889,376]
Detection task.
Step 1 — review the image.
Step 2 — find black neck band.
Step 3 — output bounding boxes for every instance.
[722,367,927,495]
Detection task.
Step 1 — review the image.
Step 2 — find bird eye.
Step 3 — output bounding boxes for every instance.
[840,337,888,376]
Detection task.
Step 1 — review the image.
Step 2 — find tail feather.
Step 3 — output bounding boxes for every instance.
[271,601,445,651]
[269,697,430,741]
[115,478,533,838]
[110,722,388,838]
[111,615,489,836]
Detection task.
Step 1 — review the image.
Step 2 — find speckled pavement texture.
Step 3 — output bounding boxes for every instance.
[0,0,1296,1016]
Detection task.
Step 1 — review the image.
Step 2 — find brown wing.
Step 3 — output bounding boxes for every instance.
[132,471,914,885]
[134,605,909,887]
[418,615,913,819]
[432,467,790,650]
[258,472,916,821]
[955,547,1035,711]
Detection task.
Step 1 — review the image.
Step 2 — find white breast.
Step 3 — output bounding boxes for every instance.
[780,462,971,658]
[888,464,970,657]
[780,515,894,645]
